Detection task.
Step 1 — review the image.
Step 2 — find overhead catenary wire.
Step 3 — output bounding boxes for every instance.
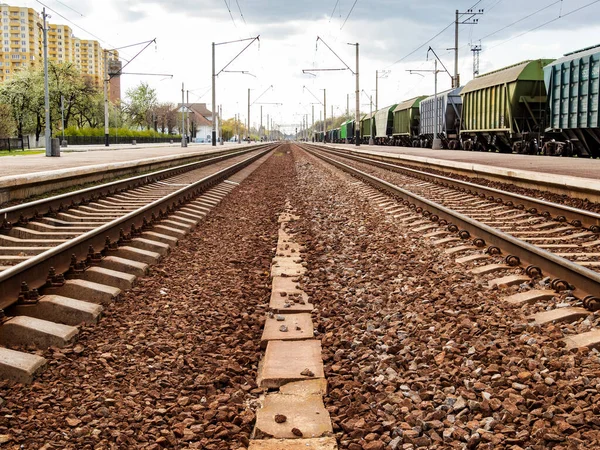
[385,0,489,69]
[235,0,248,26]
[477,0,562,41]
[35,0,116,50]
[340,0,360,30]
[222,0,238,28]
[52,0,84,17]
[329,0,341,23]
[487,0,600,50]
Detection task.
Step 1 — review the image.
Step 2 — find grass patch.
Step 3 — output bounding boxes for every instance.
[0,150,45,157]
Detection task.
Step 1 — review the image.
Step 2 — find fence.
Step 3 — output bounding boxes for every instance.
[60,136,180,146]
[0,137,30,151]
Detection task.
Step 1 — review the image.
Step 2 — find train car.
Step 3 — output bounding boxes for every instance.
[340,120,356,143]
[374,104,397,145]
[460,59,554,153]
[419,88,463,149]
[392,96,427,146]
[314,130,324,142]
[544,45,600,157]
[360,112,375,144]
[331,128,340,143]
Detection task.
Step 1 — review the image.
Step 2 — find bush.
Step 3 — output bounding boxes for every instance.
[60,127,180,139]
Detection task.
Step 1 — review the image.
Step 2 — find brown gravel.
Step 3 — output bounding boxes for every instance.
[0,145,295,449]
[287,146,600,449]
[369,158,600,214]
[3,142,600,450]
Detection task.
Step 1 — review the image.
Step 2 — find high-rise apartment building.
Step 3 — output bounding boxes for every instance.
[0,3,120,102]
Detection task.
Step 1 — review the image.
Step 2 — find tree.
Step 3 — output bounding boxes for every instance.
[0,104,15,138]
[150,102,177,134]
[222,117,246,142]
[0,69,37,138]
[125,82,158,129]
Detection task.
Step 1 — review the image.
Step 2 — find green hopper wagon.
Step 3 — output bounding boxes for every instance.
[392,96,427,147]
[460,59,554,153]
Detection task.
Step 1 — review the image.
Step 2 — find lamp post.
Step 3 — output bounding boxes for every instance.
[41,8,51,155]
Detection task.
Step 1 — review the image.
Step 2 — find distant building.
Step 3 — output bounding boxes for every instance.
[177,103,213,142]
[0,3,120,102]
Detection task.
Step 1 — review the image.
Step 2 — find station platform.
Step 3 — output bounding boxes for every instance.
[324,143,600,180]
[0,142,248,177]
[319,143,600,202]
[0,142,255,205]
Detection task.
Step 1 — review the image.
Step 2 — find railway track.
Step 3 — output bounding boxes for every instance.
[0,143,277,383]
[299,143,600,349]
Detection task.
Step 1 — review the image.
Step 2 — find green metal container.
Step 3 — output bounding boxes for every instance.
[461,59,553,152]
[392,96,427,145]
[374,104,397,139]
[340,120,349,140]
[360,113,373,139]
[544,45,600,157]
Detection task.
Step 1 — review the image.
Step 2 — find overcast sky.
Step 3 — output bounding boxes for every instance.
[13,0,600,133]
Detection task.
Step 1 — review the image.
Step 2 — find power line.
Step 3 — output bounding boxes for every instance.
[478,0,562,41]
[386,21,454,68]
[222,0,238,28]
[53,0,84,17]
[235,0,248,26]
[329,0,340,22]
[485,0,504,13]
[487,0,600,50]
[385,0,492,69]
[35,0,115,49]
[340,0,360,30]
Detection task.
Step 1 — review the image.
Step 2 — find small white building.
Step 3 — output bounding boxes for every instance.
[177,103,213,142]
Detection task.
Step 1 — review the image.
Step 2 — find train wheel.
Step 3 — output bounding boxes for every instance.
[448,140,458,150]
[412,140,420,147]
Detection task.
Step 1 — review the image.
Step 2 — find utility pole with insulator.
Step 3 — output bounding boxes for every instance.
[452,8,483,88]
[181,83,187,147]
[41,8,52,156]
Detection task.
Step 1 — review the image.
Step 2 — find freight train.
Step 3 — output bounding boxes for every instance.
[317,45,600,158]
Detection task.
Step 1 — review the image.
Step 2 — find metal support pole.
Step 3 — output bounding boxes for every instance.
[311,104,314,142]
[220,105,224,145]
[60,95,65,143]
[102,51,110,147]
[375,70,378,112]
[266,113,269,141]
[212,42,217,146]
[247,88,250,142]
[454,10,459,89]
[103,51,110,147]
[181,83,187,147]
[347,93,349,116]
[355,43,360,147]
[369,94,374,146]
[323,89,327,143]
[260,105,263,141]
[186,90,190,141]
[432,59,442,150]
[42,9,52,155]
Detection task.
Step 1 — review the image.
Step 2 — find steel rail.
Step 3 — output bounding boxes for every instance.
[313,144,600,231]
[0,146,275,309]
[0,146,267,224]
[304,145,600,299]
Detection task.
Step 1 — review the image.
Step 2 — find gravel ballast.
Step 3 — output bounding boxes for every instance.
[1,143,599,449]
[287,146,600,449]
[0,146,295,449]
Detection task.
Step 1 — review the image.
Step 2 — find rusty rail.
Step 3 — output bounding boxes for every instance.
[304,145,600,299]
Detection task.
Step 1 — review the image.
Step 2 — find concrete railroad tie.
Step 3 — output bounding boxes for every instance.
[252,204,337,449]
